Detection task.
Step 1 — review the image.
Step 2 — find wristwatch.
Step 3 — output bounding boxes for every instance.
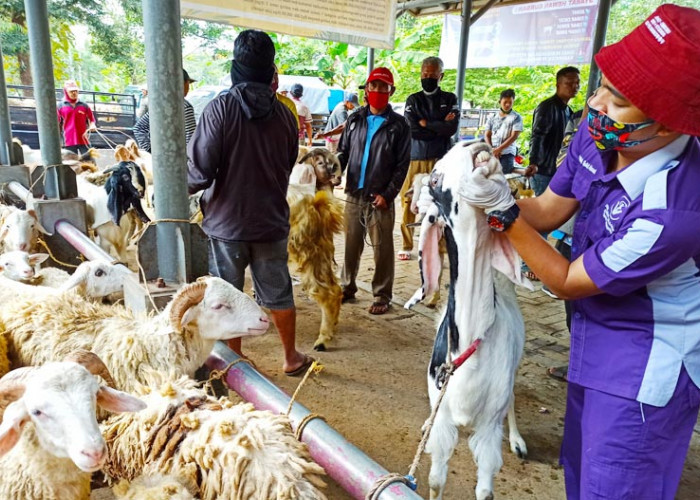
[486,204,520,232]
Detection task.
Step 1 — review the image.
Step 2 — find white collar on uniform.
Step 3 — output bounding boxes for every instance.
[617,134,691,199]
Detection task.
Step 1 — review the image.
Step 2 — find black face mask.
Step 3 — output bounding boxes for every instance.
[421,77,439,93]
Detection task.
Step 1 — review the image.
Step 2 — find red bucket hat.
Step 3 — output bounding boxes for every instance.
[594,4,700,136]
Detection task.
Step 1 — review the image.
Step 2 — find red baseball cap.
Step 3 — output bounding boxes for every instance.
[594,4,700,136]
[360,67,394,89]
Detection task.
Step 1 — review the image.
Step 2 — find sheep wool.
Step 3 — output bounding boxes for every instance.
[112,474,196,500]
[287,190,344,351]
[101,376,328,500]
[0,331,8,378]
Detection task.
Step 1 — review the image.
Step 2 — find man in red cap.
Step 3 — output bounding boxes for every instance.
[421,4,700,498]
[337,67,410,315]
[57,79,97,155]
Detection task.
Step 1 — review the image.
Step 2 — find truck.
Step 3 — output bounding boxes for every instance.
[7,85,137,150]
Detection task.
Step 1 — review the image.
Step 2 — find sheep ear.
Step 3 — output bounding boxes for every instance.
[0,401,29,457]
[28,253,49,266]
[96,386,146,413]
[180,307,197,328]
[490,233,534,291]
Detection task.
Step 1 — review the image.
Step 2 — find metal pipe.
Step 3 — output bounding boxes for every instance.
[0,42,17,166]
[7,180,114,262]
[205,342,423,500]
[368,47,375,74]
[470,0,499,25]
[24,0,63,196]
[454,0,473,141]
[586,0,613,98]
[55,219,115,262]
[142,0,191,283]
[396,0,440,10]
[7,180,30,202]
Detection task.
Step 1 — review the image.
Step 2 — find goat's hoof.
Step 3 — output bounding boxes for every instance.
[313,343,326,352]
[510,437,528,459]
[476,489,494,500]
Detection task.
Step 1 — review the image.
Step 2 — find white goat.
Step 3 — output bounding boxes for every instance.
[0,206,46,252]
[101,374,328,499]
[76,161,148,262]
[405,172,445,308]
[406,141,531,500]
[2,277,270,393]
[0,351,145,500]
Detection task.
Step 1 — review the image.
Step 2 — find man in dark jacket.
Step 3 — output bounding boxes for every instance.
[337,67,411,315]
[187,30,312,377]
[400,57,459,260]
[526,66,580,195]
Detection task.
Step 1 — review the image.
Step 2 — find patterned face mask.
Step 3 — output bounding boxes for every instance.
[587,104,656,151]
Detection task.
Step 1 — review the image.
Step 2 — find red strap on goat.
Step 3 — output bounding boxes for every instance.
[452,338,482,371]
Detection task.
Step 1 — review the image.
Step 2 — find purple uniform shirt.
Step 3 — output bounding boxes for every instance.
[550,127,700,407]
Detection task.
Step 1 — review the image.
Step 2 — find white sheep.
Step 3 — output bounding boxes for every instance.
[0,205,46,252]
[101,374,328,500]
[406,141,531,500]
[0,256,136,302]
[0,351,145,500]
[2,277,270,393]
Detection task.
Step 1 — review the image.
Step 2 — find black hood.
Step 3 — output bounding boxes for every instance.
[230,82,276,120]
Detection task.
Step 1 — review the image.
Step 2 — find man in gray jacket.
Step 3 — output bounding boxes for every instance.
[187,30,312,376]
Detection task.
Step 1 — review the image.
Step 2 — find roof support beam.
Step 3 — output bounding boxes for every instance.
[586,0,615,97]
[455,0,474,140]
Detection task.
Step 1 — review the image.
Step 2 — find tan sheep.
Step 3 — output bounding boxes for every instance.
[101,374,327,500]
[287,190,344,351]
[1,277,269,393]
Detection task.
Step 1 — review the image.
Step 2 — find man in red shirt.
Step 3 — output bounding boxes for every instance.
[57,80,97,155]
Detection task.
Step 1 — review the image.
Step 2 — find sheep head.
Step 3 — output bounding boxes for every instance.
[169,277,269,340]
[299,148,342,190]
[0,250,49,281]
[0,353,145,471]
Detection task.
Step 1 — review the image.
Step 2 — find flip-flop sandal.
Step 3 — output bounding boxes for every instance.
[547,365,568,382]
[369,302,390,315]
[285,355,315,377]
[398,251,412,261]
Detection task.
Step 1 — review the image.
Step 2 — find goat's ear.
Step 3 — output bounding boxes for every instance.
[27,210,50,234]
[28,253,49,266]
[96,386,146,413]
[490,233,534,291]
[0,401,29,457]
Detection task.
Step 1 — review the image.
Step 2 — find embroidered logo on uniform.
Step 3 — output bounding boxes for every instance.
[578,155,597,174]
[603,195,630,234]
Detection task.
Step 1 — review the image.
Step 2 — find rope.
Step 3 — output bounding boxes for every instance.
[202,358,252,397]
[365,335,482,499]
[337,196,383,248]
[36,236,82,268]
[129,217,192,311]
[285,360,323,417]
[365,473,414,500]
[294,413,327,441]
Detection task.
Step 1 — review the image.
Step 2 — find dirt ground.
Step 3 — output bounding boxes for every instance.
[216,283,700,500]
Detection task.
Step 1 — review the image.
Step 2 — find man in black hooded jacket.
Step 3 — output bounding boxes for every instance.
[187,29,313,377]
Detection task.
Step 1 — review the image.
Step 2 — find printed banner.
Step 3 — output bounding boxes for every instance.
[181,0,397,49]
[439,0,599,68]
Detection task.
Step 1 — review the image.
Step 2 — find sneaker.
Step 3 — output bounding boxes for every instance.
[541,285,561,300]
